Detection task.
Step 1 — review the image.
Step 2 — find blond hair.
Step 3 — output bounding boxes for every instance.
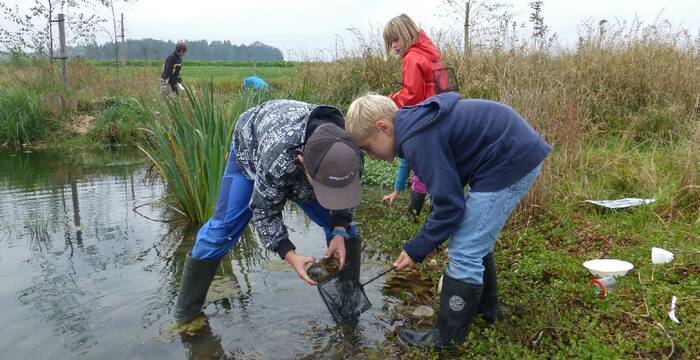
[346,93,398,141]
[383,14,419,60]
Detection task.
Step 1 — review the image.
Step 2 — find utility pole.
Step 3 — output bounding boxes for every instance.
[119,13,126,62]
[57,13,68,90]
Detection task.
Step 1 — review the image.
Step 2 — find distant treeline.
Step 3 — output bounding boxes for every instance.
[69,39,284,61]
[90,59,295,67]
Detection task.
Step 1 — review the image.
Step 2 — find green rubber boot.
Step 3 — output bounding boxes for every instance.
[339,235,362,283]
[478,252,503,323]
[398,274,483,349]
[173,252,221,323]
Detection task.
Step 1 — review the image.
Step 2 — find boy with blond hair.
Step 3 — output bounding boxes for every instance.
[346,92,551,349]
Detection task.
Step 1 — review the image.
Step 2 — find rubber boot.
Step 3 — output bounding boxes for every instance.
[408,191,427,218]
[398,274,483,349]
[339,236,362,283]
[478,252,503,323]
[173,252,221,323]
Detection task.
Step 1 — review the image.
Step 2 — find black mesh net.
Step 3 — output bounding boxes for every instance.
[316,273,371,324]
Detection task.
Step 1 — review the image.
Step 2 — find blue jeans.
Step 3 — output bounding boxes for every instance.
[191,147,356,260]
[445,163,542,284]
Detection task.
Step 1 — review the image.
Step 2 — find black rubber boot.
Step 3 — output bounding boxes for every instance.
[407,191,427,217]
[339,236,362,283]
[398,274,483,349]
[173,252,221,323]
[478,252,503,323]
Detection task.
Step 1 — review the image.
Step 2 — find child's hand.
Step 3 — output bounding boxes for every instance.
[284,251,318,286]
[393,250,416,271]
[382,190,401,205]
[325,235,346,270]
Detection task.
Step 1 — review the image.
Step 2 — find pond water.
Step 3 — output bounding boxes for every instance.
[0,148,404,359]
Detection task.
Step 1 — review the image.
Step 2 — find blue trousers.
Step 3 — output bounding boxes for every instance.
[445,164,542,284]
[191,147,356,260]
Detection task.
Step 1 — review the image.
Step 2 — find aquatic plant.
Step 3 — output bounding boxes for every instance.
[138,82,268,223]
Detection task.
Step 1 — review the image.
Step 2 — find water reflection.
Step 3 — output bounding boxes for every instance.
[0,148,398,359]
[179,316,233,360]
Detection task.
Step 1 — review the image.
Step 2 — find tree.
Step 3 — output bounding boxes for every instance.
[528,1,548,48]
[441,0,516,51]
[0,0,105,57]
[68,39,284,61]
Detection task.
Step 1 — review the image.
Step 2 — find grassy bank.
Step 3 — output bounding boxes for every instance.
[356,139,699,358]
[0,59,295,148]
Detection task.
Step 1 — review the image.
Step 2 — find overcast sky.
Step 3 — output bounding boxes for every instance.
[6,0,700,59]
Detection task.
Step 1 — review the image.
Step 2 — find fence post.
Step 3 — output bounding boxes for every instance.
[57,13,68,91]
[119,13,126,63]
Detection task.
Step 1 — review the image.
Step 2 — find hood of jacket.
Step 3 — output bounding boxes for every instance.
[394,92,461,157]
[403,30,440,63]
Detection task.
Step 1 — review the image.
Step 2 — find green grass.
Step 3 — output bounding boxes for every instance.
[0,87,50,146]
[355,143,699,359]
[362,158,401,187]
[95,63,294,89]
[91,96,152,144]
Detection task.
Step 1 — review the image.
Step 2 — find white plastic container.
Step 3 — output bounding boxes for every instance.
[651,247,674,264]
[583,259,634,277]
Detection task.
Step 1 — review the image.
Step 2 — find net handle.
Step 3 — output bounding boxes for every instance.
[360,266,396,287]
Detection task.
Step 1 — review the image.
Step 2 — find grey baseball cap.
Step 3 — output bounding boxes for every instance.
[303,123,362,210]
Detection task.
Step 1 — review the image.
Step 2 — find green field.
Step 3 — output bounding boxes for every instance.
[93,61,295,89]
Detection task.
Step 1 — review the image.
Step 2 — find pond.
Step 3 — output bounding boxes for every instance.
[0,148,409,359]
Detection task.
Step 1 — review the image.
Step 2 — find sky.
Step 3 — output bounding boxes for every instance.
[5,0,700,59]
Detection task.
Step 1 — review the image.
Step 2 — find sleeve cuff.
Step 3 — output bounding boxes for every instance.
[275,238,296,259]
[403,240,428,263]
[329,214,350,230]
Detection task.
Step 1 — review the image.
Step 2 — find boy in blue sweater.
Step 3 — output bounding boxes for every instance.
[346,92,551,349]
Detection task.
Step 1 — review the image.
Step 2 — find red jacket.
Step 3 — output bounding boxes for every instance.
[390,31,443,108]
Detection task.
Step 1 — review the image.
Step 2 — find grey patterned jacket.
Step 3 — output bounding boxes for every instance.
[232,99,354,257]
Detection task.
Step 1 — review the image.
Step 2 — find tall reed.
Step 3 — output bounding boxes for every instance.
[138,83,268,223]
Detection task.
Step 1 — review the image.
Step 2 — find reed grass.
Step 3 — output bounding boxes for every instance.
[0,86,50,146]
[137,83,268,223]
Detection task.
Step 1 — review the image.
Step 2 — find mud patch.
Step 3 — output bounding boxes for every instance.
[65,115,95,135]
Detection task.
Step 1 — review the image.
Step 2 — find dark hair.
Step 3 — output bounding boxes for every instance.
[175,42,187,53]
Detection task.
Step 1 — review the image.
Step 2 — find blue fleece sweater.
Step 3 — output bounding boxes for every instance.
[395,92,551,262]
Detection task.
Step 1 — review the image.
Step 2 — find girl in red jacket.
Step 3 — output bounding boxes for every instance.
[381,14,443,215]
